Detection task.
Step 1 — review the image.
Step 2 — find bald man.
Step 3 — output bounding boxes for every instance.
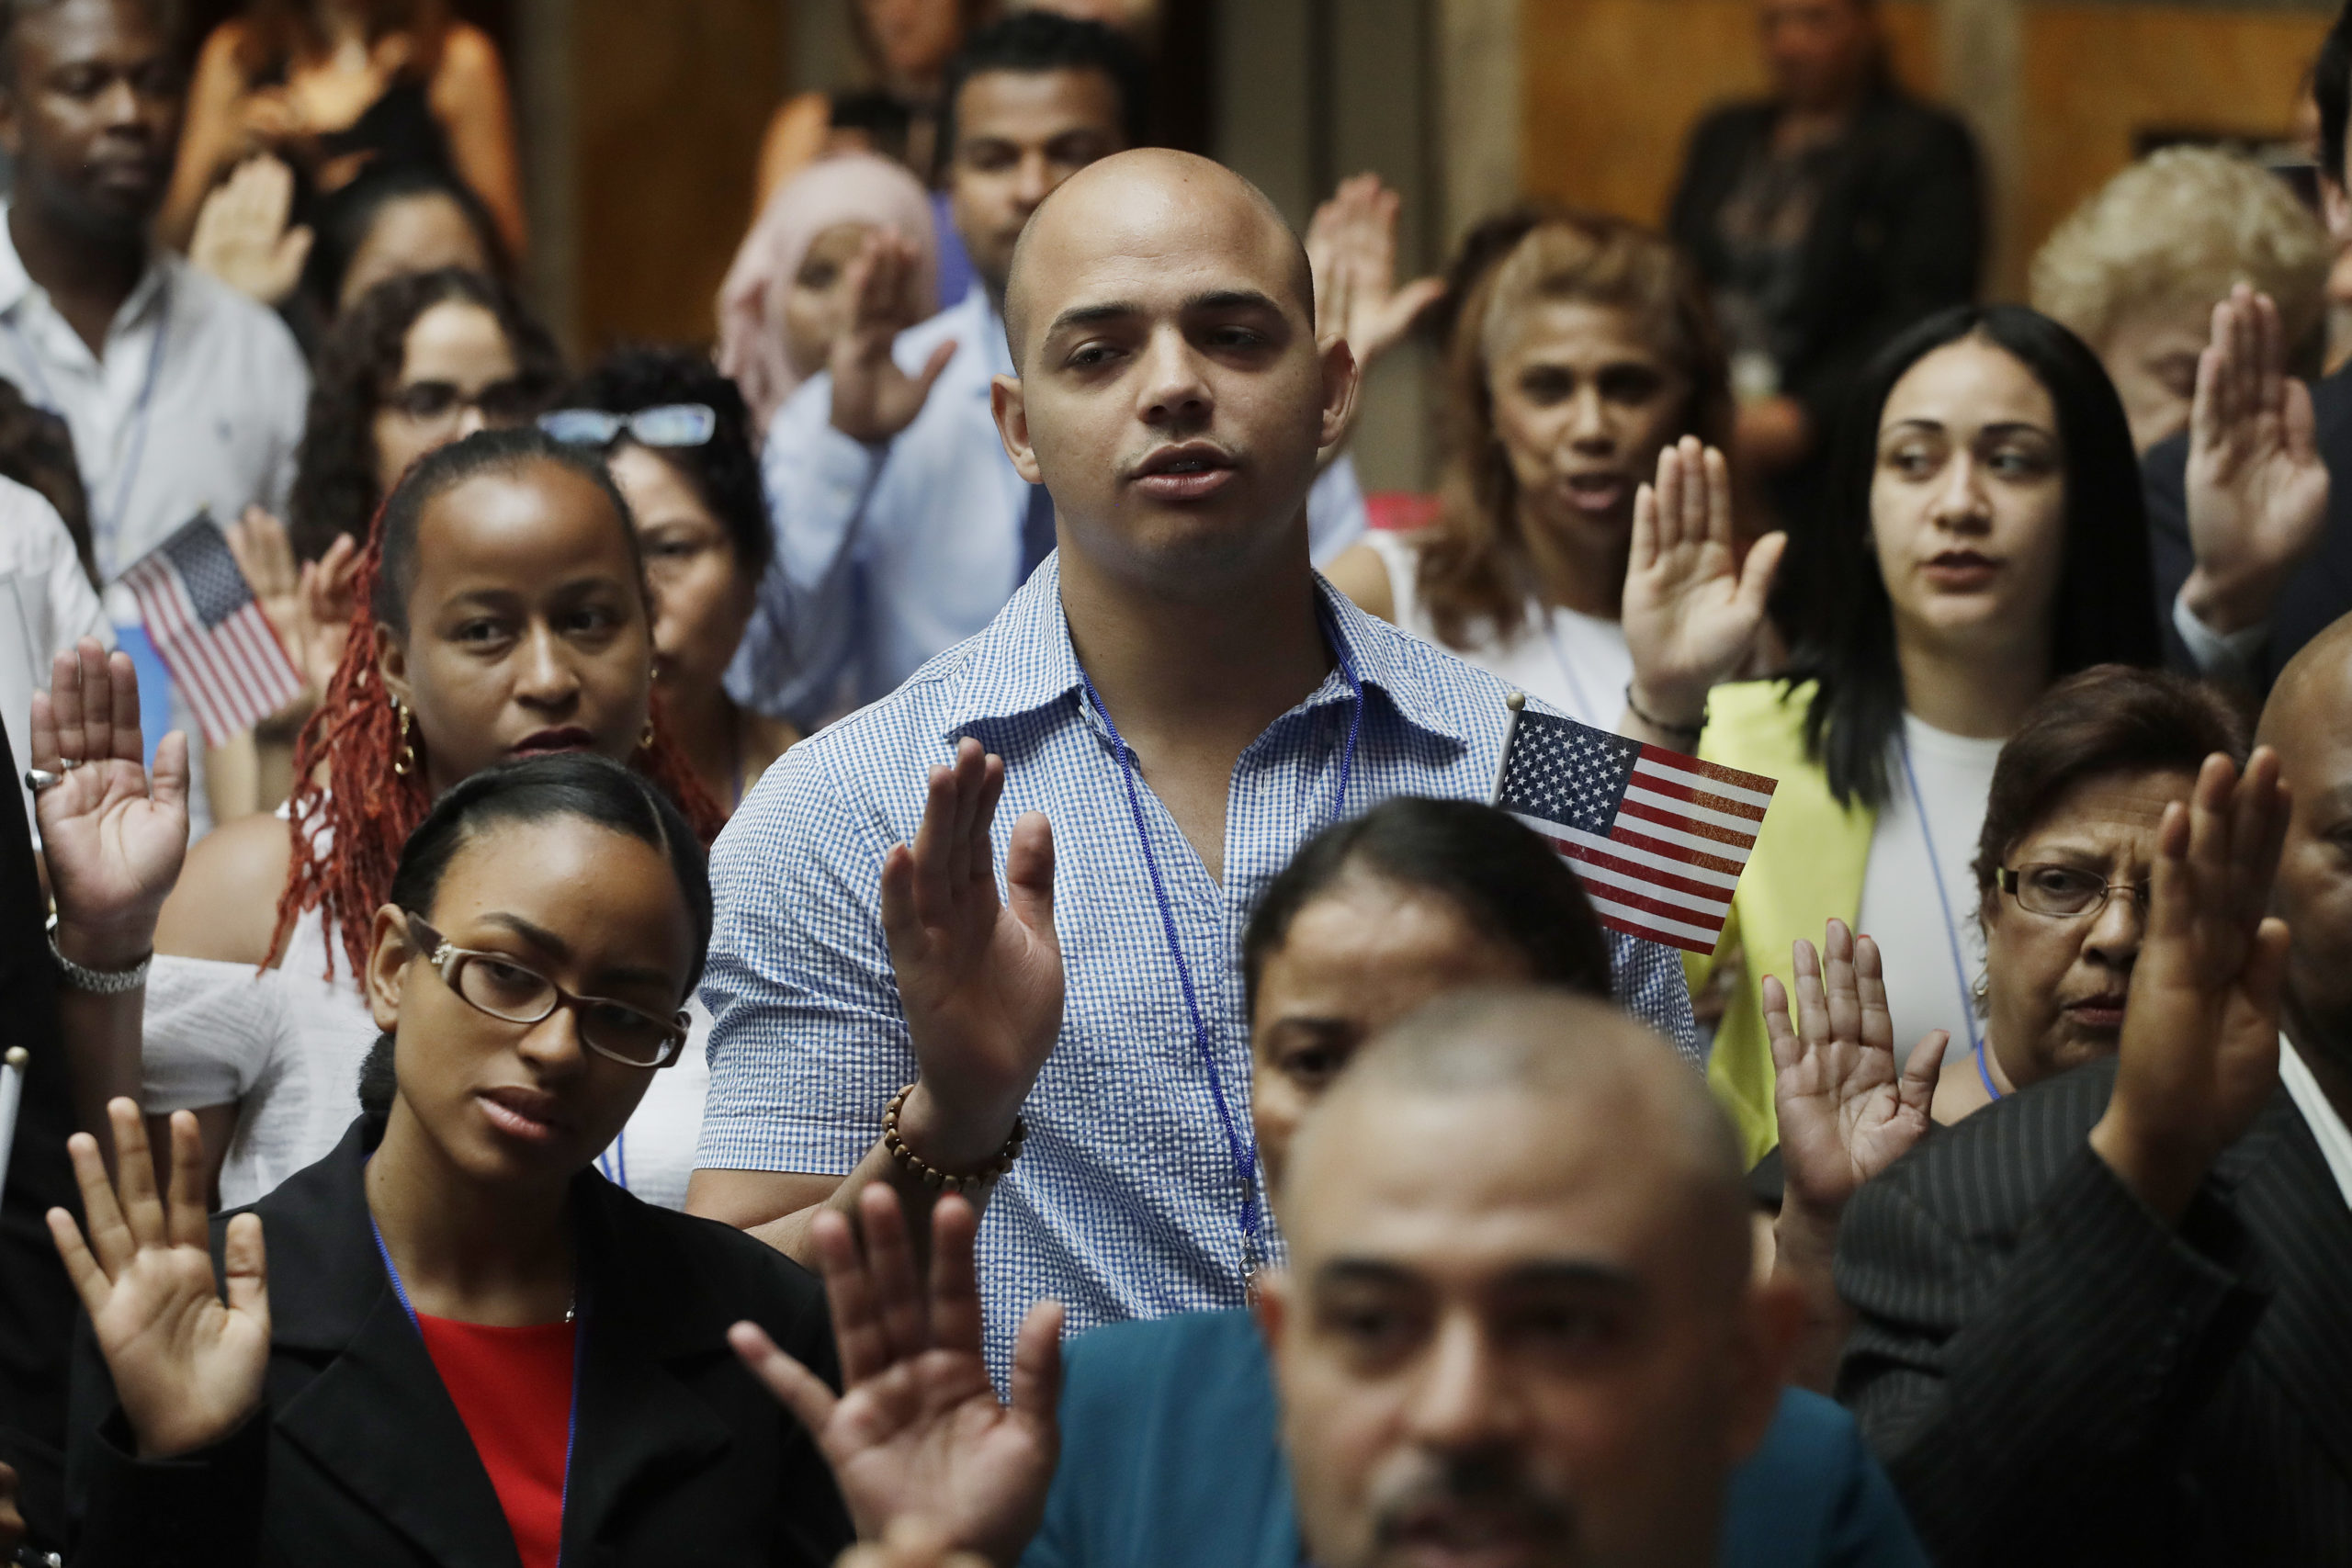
[1838,649,2352,1564]
[691,149,1696,1378]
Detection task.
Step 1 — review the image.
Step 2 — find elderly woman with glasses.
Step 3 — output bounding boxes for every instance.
[544,348,798,814]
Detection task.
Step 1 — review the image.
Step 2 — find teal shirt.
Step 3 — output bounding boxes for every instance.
[1023,1310,1926,1568]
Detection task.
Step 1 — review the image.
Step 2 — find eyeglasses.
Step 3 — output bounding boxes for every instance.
[1996,864,2150,920]
[538,404,717,449]
[385,378,542,429]
[402,913,688,1068]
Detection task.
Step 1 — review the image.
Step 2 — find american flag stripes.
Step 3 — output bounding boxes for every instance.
[119,514,303,747]
[1493,705,1776,954]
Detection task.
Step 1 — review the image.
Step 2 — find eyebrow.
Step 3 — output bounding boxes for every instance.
[1883,418,2055,440]
[473,913,677,992]
[1042,288,1290,341]
[1313,1257,1645,1293]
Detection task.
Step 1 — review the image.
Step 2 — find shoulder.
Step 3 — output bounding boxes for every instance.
[154,810,296,964]
[1726,1389,1926,1567]
[166,256,309,368]
[434,21,504,75]
[191,19,255,85]
[594,1180,831,1345]
[1060,1309,1275,1443]
[1866,91,1979,160]
[1689,101,1771,148]
[0,471,70,556]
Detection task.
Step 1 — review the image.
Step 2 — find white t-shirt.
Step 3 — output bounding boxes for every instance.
[1853,715,2005,1067]
[1363,529,1630,730]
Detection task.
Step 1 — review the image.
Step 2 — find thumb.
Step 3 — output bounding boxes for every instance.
[729,1321,842,1436]
[274,224,314,278]
[1008,1297,1065,1425]
[1899,1030,1950,1111]
[152,731,191,817]
[912,340,957,399]
[1006,811,1057,943]
[1735,532,1788,617]
[221,1211,269,1332]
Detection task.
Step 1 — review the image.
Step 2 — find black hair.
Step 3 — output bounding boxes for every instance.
[935,11,1147,180]
[300,162,511,313]
[372,425,644,637]
[560,345,773,579]
[356,751,714,1129]
[0,374,92,584]
[1241,797,1614,1022]
[1785,304,2161,811]
[289,266,564,563]
[2323,0,2352,187]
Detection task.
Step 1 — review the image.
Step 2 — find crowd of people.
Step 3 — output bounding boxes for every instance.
[1,0,2351,1563]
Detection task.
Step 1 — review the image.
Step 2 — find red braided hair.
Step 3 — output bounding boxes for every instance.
[269,507,725,983]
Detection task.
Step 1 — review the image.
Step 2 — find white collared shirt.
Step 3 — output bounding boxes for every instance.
[2281,1036,2352,1212]
[0,208,308,580]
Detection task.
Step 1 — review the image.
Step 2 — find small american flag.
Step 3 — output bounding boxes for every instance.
[119,515,302,747]
[1494,706,1777,954]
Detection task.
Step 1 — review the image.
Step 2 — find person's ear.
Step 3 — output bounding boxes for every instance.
[375,621,413,711]
[0,79,20,162]
[2324,173,2352,246]
[1317,334,1363,457]
[1722,1276,1805,1463]
[365,902,419,1032]
[991,372,1044,485]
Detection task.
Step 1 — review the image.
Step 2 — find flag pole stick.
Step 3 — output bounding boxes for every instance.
[1488,690,1526,807]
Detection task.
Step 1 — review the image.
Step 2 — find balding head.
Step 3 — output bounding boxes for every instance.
[2259,615,2352,1059]
[986,147,1354,600]
[1261,987,1782,1568]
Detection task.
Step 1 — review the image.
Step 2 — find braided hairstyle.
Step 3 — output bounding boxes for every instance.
[272,428,724,981]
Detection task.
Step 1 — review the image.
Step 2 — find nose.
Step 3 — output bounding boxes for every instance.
[2082,885,2146,968]
[512,623,582,711]
[454,401,490,440]
[1928,452,1992,534]
[1401,1312,1519,1453]
[514,1002,589,1073]
[1011,149,1055,214]
[1566,384,1612,454]
[1137,325,1214,430]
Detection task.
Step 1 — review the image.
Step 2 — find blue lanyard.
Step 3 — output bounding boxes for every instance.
[1898,742,1997,1100]
[368,1208,586,1565]
[3,274,170,577]
[1074,603,1365,1275]
[595,1133,628,1190]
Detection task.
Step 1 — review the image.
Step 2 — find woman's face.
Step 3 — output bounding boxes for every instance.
[377,460,653,797]
[607,443,754,712]
[1869,335,2069,659]
[1488,299,1690,553]
[1980,765,2197,1090]
[860,0,965,83]
[339,192,495,313]
[1250,872,1535,1192]
[373,300,528,496]
[784,221,879,381]
[2098,302,2209,455]
[366,816,696,1185]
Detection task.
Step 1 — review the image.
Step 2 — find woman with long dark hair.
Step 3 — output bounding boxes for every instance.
[1620,303,2162,1162]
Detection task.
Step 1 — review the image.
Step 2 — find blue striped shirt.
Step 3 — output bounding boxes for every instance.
[697,554,1698,1373]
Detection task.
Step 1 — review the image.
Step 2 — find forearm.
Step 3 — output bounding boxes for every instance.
[1770,1201,1851,1395]
[50,921,153,1171]
[757,1091,1019,1269]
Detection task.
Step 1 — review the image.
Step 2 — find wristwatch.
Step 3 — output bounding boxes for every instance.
[46,913,152,994]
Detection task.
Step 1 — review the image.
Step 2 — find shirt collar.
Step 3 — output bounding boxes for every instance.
[934,550,1462,750]
[2281,1035,2352,1212]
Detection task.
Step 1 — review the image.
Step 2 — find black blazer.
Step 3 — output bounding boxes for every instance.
[1837,1056,2352,1565]
[65,1119,854,1567]
[2142,364,2352,688]
[1667,85,1984,448]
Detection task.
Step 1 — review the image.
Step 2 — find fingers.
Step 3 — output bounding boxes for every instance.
[808,1207,890,1389]
[908,753,966,930]
[47,1205,108,1317]
[1653,442,1685,554]
[1702,444,1734,548]
[2254,290,2285,422]
[28,652,64,772]
[1629,480,1659,574]
[152,731,190,817]
[1006,810,1057,943]
[854,1183,930,1366]
[164,1110,209,1249]
[926,1193,985,1357]
[1853,931,1894,1055]
[727,1320,842,1435]
[1824,919,1863,1047]
[107,1101,169,1252]
[1008,1296,1067,1424]
[1735,532,1788,620]
[1790,937,1829,1049]
[1761,974,1797,1072]
[912,340,957,401]
[106,649,144,765]
[51,637,102,764]
[1899,1029,1950,1114]
[64,1116,134,1280]
[221,1211,268,1329]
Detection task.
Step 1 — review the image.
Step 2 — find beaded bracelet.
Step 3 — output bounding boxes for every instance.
[882,1085,1026,1193]
[1623,682,1706,743]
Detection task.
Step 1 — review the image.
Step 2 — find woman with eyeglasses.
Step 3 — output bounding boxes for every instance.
[544,348,798,814]
[45,750,853,1566]
[91,428,720,1221]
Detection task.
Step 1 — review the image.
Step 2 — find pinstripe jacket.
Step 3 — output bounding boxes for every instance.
[1835,1056,2352,1565]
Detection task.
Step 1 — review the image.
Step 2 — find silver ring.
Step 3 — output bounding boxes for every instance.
[23,768,61,793]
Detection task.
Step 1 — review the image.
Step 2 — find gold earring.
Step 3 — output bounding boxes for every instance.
[639,717,656,750]
[392,701,416,776]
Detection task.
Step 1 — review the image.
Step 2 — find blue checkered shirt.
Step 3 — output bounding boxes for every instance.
[698,555,1698,1376]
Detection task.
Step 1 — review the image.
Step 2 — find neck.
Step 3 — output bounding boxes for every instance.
[665,680,741,806]
[1895,623,2047,739]
[1517,501,1629,620]
[366,1102,574,1322]
[9,199,144,320]
[2286,997,2352,1128]
[1058,534,1330,746]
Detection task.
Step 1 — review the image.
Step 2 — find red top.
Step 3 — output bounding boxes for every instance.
[416,1314,578,1568]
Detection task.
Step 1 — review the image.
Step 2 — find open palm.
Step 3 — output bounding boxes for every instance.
[882,739,1062,1134]
[734,1189,1059,1566]
[50,1102,271,1459]
[1621,439,1784,726]
[32,640,187,954]
[1765,920,1945,1214]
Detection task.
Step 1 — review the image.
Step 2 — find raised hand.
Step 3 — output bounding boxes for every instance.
[227,509,354,705]
[883,739,1060,1171]
[48,1102,271,1459]
[2181,285,2329,639]
[1620,437,1786,736]
[2091,750,2292,1222]
[33,639,188,970]
[188,155,313,307]
[1306,174,1445,376]
[830,231,957,445]
[1764,919,1947,1220]
[733,1187,1061,1567]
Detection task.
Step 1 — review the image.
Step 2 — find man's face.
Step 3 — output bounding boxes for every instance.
[947,67,1125,300]
[1756,0,1874,111]
[2269,670,2352,1054]
[994,162,1353,593]
[0,0,182,235]
[1260,1090,1766,1568]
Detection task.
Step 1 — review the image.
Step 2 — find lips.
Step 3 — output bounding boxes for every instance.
[477,1086,567,1145]
[1921,550,2001,589]
[1561,472,1632,515]
[509,727,596,758]
[1129,442,1238,502]
[2064,992,2129,1031]
[1383,1502,1556,1568]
